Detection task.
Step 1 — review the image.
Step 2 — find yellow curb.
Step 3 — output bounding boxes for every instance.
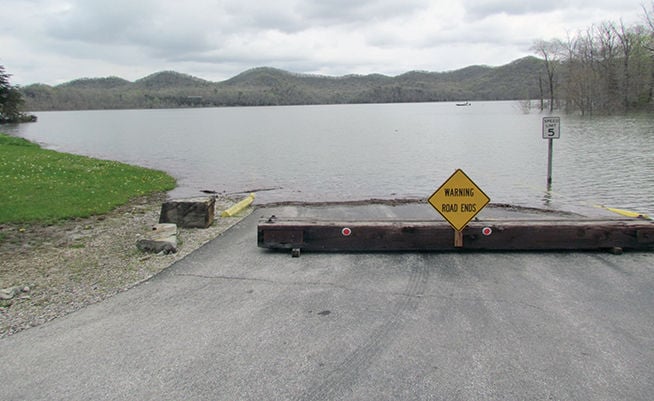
[594,205,651,220]
[221,193,255,217]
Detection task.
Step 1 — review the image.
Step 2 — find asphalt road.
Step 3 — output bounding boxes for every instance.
[1,204,653,400]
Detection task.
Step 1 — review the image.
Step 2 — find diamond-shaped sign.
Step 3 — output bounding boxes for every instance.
[428,169,490,231]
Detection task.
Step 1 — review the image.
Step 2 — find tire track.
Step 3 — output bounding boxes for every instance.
[296,255,429,401]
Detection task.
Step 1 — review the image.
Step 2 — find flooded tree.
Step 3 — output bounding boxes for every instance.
[531,39,563,113]
[536,10,654,115]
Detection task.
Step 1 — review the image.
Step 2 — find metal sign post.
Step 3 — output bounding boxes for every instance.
[542,117,560,186]
[547,138,554,186]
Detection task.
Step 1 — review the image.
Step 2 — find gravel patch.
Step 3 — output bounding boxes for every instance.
[0,193,252,338]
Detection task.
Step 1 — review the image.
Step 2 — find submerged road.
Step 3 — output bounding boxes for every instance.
[1,204,653,400]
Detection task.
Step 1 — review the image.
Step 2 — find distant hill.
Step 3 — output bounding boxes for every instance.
[134,71,211,89]
[58,76,131,90]
[222,67,297,86]
[20,57,546,111]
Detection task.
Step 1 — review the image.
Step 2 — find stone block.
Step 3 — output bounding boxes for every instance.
[136,223,178,254]
[159,197,215,228]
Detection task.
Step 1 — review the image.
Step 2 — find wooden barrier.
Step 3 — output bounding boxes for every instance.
[258,217,654,254]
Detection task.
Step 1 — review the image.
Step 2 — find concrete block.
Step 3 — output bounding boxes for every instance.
[136,223,178,254]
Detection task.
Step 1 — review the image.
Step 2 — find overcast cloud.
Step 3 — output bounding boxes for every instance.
[0,0,647,85]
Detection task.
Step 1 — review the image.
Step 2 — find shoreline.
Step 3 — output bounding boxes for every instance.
[0,192,252,338]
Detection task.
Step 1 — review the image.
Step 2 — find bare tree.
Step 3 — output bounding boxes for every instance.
[526,6,654,115]
[595,22,621,112]
[532,39,563,112]
[613,20,633,111]
[642,2,654,104]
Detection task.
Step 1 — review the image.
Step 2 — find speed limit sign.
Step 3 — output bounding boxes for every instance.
[542,117,560,139]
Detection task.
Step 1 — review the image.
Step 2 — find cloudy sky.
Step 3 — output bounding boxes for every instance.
[1,0,648,85]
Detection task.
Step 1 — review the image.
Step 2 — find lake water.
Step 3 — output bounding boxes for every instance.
[4,101,654,216]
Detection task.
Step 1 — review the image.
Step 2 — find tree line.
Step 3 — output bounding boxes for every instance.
[18,58,545,112]
[533,4,654,115]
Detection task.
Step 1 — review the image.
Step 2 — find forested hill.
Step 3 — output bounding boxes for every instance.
[21,56,545,110]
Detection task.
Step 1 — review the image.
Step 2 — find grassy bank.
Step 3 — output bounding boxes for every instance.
[0,133,176,223]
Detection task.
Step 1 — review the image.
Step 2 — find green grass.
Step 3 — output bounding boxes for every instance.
[0,133,176,223]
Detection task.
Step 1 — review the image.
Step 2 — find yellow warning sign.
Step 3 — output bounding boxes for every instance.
[428,169,490,231]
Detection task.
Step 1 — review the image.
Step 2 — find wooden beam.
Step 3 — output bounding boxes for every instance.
[257,218,654,252]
